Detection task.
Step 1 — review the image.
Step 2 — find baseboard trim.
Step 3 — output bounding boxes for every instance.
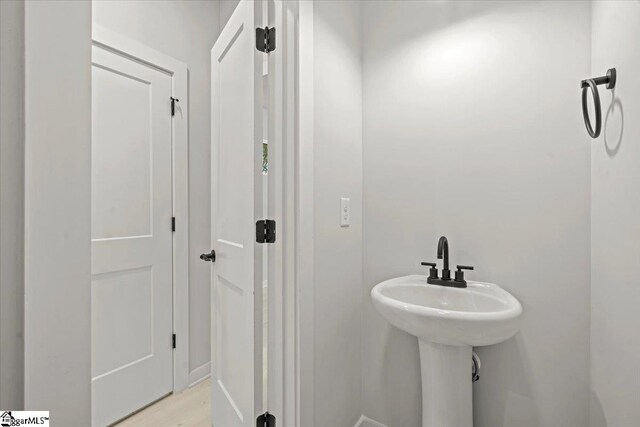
[188,362,211,387]
[354,415,388,427]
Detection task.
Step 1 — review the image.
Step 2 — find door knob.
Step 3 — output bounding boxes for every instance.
[200,250,216,262]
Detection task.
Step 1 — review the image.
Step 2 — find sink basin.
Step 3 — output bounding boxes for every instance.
[371,274,522,346]
[371,275,522,427]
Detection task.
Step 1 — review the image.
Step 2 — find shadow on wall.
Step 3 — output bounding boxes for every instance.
[361,0,512,48]
[590,392,608,427]
[381,326,421,426]
[474,336,539,427]
[603,89,624,157]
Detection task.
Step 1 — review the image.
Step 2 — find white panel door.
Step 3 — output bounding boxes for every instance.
[210,1,264,426]
[91,44,173,427]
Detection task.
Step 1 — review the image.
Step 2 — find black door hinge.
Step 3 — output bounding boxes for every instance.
[170,97,179,116]
[256,219,276,244]
[172,334,176,349]
[256,27,276,53]
[256,412,275,427]
[172,217,176,232]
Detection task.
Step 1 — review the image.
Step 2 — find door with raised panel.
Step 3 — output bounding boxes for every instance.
[210,1,265,426]
[91,43,173,427]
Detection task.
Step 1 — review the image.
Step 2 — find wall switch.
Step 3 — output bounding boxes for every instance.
[340,197,350,227]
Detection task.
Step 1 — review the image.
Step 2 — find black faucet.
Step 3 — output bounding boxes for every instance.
[437,236,450,280]
[421,236,473,288]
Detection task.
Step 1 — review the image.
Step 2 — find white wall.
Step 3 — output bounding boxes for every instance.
[590,2,640,426]
[92,0,220,382]
[312,1,363,426]
[361,1,591,426]
[24,0,92,423]
[0,0,25,411]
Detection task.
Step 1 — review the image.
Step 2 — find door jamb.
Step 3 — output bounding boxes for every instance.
[295,1,315,424]
[91,25,191,393]
[268,1,310,425]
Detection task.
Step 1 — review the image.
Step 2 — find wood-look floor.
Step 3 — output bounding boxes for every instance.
[114,379,211,427]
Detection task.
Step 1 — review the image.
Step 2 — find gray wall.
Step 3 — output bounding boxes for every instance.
[361,1,591,426]
[0,0,25,411]
[219,0,240,30]
[24,0,92,423]
[313,1,363,426]
[590,1,640,426]
[93,0,220,381]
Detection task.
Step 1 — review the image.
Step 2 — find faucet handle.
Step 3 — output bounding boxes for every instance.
[455,265,474,282]
[421,262,439,279]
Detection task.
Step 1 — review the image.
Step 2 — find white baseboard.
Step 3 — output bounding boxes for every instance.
[354,415,388,427]
[188,362,211,387]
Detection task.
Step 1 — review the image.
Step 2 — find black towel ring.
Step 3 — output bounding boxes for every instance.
[581,68,616,139]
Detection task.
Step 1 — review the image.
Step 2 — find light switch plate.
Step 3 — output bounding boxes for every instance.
[340,197,350,227]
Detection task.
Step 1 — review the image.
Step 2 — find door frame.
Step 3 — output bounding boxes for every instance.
[265,1,307,425]
[275,1,320,424]
[91,25,191,394]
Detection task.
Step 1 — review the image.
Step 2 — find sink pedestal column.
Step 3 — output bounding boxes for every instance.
[418,340,472,427]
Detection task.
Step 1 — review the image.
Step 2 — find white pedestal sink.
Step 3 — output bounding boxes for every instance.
[371,275,522,427]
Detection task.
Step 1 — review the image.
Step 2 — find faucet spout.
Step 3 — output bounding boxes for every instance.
[437,236,449,269]
[437,236,450,279]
